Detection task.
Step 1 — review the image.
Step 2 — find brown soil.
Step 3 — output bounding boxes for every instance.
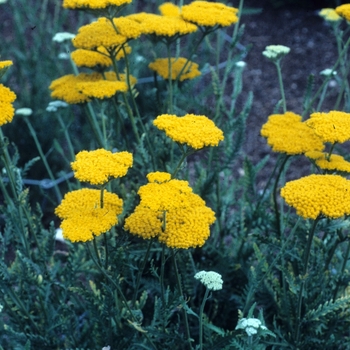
[240,0,341,183]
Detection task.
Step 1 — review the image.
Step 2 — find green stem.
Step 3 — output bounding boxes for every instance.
[56,113,76,162]
[171,146,195,178]
[199,288,210,350]
[171,250,192,350]
[333,239,350,299]
[295,216,321,345]
[275,60,287,113]
[132,239,153,307]
[84,103,105,148]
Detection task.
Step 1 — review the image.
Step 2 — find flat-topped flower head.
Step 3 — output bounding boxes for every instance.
[124,172,216,249]
[236,318,268,337]
[181,1,238,28]
[149,57,201,81]
[77,80,128,99]
[55,188,123,242]
[262,45,290,61]
[0,60,12,70]
[336,4,350,21]
[71,149,133,185]
[63,0,132,10]
[305,151,350,173]
[159,2,180,17]
[0,84,16,126]
[49,72,133,104]
[129,13,197,38]
[260,112,324,155]
[154,114,224,149]
[73,17,142,50]
[71,45,131,68]
[281,174,350,219]
[319,8,342,22]
[194,270,223,291]
[306,110,350,144]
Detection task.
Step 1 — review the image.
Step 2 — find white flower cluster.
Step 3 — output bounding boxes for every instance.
[52,32,76,43]
[194,270,223,291]
[235,317,267,336]
[262,45,290,61]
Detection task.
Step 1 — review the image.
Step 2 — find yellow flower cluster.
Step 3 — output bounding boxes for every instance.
[71,45,131,68]
[181,1,239,27]
[148,57,201,81]
[260,112,324,155]
[78,80,127,99]
[336,4,350,21]
[154,114,224,149]
[49,72,133,104]
[159,2,180,17]
[73,17,142,50]
[71,149,133,185]
[319,8,342,22]
[55,188,123,242]
[306,110,350,144]
[128,13,197,38]
[0,60,13,70]
[0,83,16,126]
[281,174,350,219]
[124,172,215,248]
[63,0,131,10]
[305,151,350,173]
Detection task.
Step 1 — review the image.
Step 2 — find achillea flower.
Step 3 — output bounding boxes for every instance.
[305,111,350,144]
[72,149,133,185]
[281,174,350,219]
[194,271,223,291]
[49,72,133,104]
[319,8,342,22]
[55,188,123,242]
[130,13,197,38]
[260,112,324,155]
[71,45,131,68]
[305,151,350,173]
[52,32,76,43]
[148,57,201,81]
[235,318,268,337]
[15,108,33,117]
[77,80,128,99]
[0,84,16,126]
[159,2,180,17]
[262,45,290,61]
[0,60,12,69]
[73,17,142,50]
[336,4,350,21]
[181,1,238,27]
[154,114,224,149]
[63,0,132,10]
[124,172,216,249]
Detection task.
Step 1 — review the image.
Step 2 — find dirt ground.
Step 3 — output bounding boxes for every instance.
[239,0,341,183]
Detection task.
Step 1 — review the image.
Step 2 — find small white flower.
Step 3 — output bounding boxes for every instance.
[58,52,70,60]
[0,304,3,313]
[194,270,223,291]
[235,61,247,68]
[262,45,290,61]
[0,0,8,4]
[52,32,75,43]
[320,68,337,77]
[46,100,69,112]
[55,228,65,243]
[235,317,266,337]
[102,347,110,350]
[15,108,33,117]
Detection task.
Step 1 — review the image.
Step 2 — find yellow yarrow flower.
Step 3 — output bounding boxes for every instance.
[281,174,350,219]
[0,60,12,69]
[336,4,350,21]
[77,80,128,99]
[149,57,201,81]
[72,149,133,185]
[131,13,197,38]
[0,84,16,126]
[154,114,224,149]
[71,45,131,68]
[319,8,342,22]
[73,17,142,50]
[260,112,324,155]
[159,2,180,17]
[49,72,133,104]
[55,188,123,242]
[306,110,350,144]
[63,0,132,10]
[305,151,350,173]
[124,172,215,248]
[181,1,239,27]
